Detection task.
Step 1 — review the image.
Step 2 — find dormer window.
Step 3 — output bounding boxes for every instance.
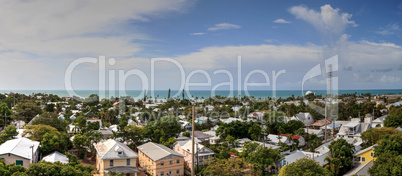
[118,152,122,155]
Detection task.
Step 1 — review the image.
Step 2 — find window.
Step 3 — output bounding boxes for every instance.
[160,171,164,176]
[16,160,23,166]
[161,161,164,165]
[177,169,180,174]
[371,152,374,157]
[177,159,180,163]
[110,160,114,166]
[118,152,122,155]
[169,160,173,165]
[362,157,366,162]
[127,159,130,166]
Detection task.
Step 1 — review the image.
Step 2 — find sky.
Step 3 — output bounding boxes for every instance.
[0,0,401,91]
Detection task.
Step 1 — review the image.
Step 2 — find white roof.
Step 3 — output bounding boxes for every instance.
[94,139,139,160]
[0,138,40,160]
[344,122,359,128]
[41,151,69,164]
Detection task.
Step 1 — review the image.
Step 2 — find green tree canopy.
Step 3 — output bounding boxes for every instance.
[384,106,402,127]
[32,112,68,132]
[278,158,333,176]
[12,101,42,122]
[369,133,402,175]
[0,125,18,144]
[324,139,354,176]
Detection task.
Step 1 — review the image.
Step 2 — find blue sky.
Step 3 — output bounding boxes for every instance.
[0,0,401,91]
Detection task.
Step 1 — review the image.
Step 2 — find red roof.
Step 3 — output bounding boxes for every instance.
[89,118,100,120]
[280,134,301,140]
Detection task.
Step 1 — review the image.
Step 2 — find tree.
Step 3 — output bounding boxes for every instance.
[361,127,399,147]
[143,116,181,144]
[384,107,402,127]
[202,158,250,176]
[278,158,332,176]
[369,133,402,175]
[0,102,12,127]
[26,161,93,176]
[12,101,42,122]
[0,125,18,144]
[32,112,68,132]
[44,104,55,112]
[182,131,190,137]
[324,139,354,176]
[278,120,305,134]
[308,134,322,152]
[248,123,263,141]
[23,125,71,155]
[240,142,281,175]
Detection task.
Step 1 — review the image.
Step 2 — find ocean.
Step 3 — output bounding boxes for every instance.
[1,89,401,100]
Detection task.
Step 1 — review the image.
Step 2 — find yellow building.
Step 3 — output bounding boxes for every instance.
[353,144,377,164]
[137,142,185,176]
[94,139,139,176]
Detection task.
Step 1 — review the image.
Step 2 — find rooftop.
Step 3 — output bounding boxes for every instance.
[137,142,184,161]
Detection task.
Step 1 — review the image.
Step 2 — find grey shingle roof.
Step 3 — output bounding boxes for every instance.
[137,142,184,161]
[94,139,138,160]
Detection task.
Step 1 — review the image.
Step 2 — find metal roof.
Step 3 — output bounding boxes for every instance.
[41,151,69,164]
[137,142,184,161]
[94,139,138,160]
[0,137,40,160]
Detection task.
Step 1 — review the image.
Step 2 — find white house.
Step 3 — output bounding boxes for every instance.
[284,112,314,127]
[41,151,69,164]
[371,115,387,128]
[337,117,373,142]
[0,138,40,168]
[179,120,192,131]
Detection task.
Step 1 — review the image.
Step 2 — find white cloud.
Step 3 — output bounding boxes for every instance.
[360,40,401,49]
[273,19,291,24]
[376,23,400,36]
[207,23,241,31]
[0,0,192,57]
[353,73,373,82]
[190,33,207,35]
[289,4,357,35]
[380,75,400,83]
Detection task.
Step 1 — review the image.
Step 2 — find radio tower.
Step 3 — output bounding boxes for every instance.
[328,64,333,97]
[324,64,333,143]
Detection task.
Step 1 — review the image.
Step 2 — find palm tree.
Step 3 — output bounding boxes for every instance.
[324,153,341,176]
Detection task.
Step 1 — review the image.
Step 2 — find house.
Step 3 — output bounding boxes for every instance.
[113,101,120,108]
[310,119,332,129]
[98,130,114,139]
[137,142,185,176]
[371,115,387,128]
[203,130,219,144]
[344,160,374,176]
[0,138,40,168]
[94,139,139,176]
[284,112,314,127]
[205,105,214,111]
[195,117,217,125]
[179,120,192,131]
[279,134,306,146]
[220,117,244,124]
[174,140,214,171]
[145,104,158,109]
[353,145,377,165]
[68,124,80,134]
[247,112,263,120]
[337,118,373,142]
[304,128,324,139]
[277,151,328,169]
[320,123,341,130]
[315,141,331,154]
[191,131,213,143]
[87,118,103,128]
[266,134,292,146]
[41,151,69,164]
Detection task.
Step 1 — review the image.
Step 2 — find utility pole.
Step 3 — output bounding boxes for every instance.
[191,106,195,176]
